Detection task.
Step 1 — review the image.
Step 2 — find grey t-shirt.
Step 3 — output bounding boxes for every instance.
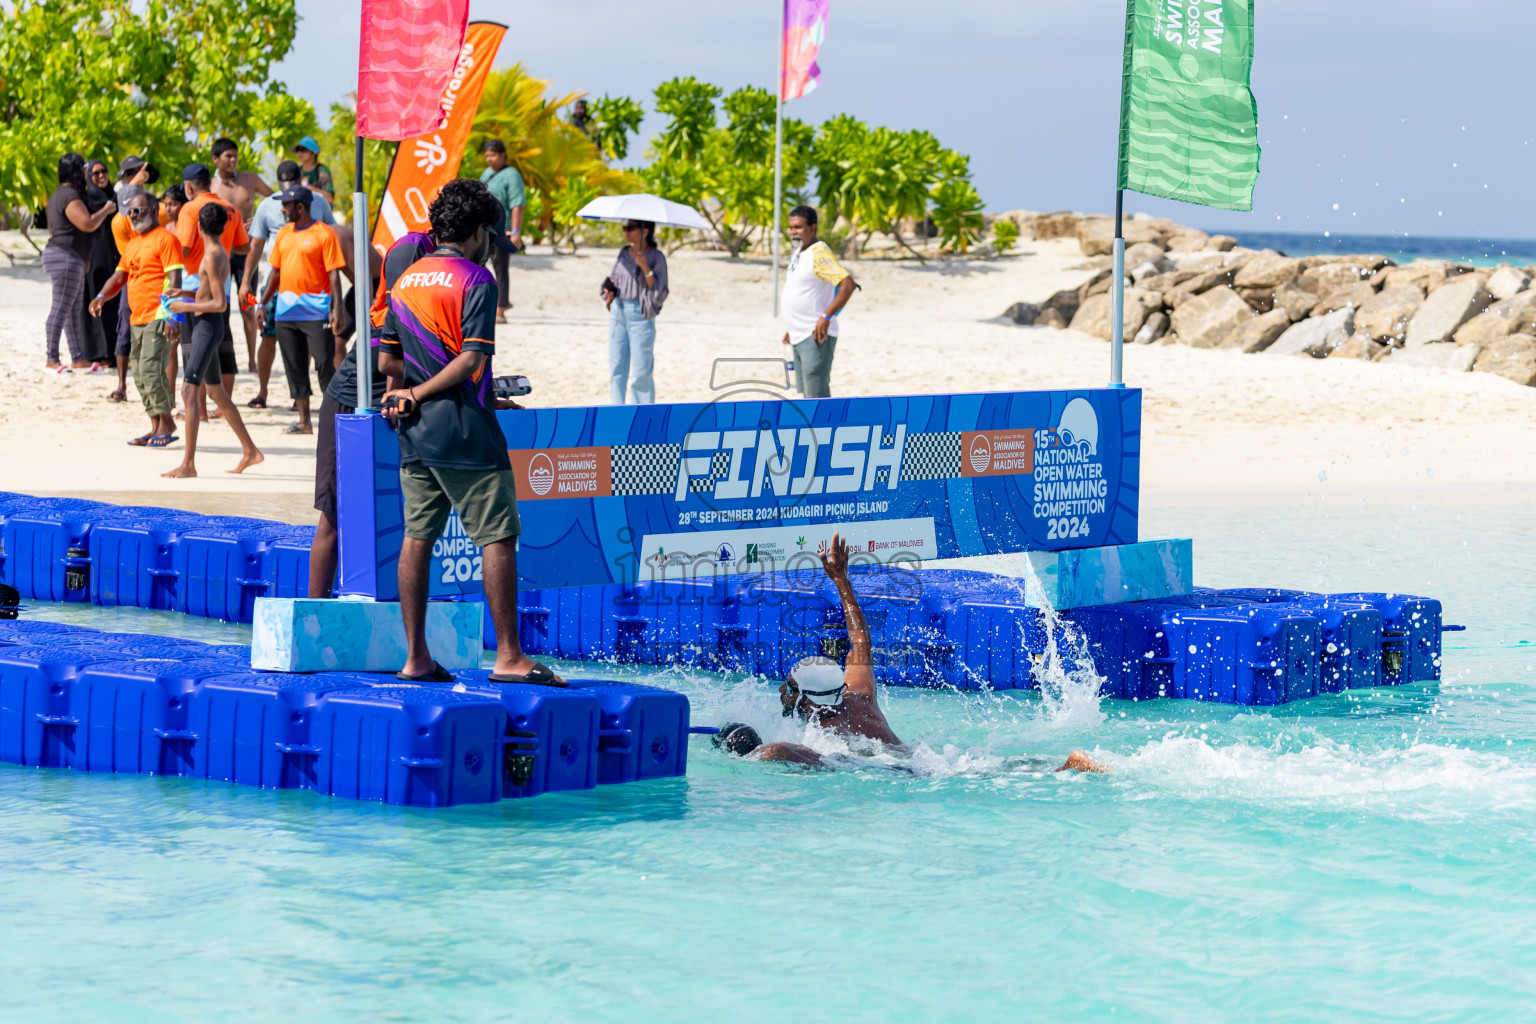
[249,190,335,241]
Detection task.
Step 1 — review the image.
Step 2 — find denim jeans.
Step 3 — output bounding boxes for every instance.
[793,334,838,398]
[609,299,656,404]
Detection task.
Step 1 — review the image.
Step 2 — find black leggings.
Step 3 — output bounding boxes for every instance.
[276,320,335,400]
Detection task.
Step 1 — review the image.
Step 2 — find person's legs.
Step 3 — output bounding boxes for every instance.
[230,254,257,371]
[215,316,238,415]
[164,340,179,410]
[608,303,631,404]
[795,334,837,399]
[252,298,278,406]
[628,311,656,405]
[166,315,220,477]
[130,321,175,440]
[493,246,510,320]
[397,463,455,675]
[112,296,131,398]
[275,321,314,431]
[41,247,87,366]
[311,323,336,396]
[308,393,350,597]
[444,466,533,676]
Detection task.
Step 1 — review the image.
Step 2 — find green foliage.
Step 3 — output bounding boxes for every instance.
[991,218,1019,255]
[588,94,644,162]
[0,0,302,214]
[652,77,719,162]
[457,65,637,242]
[722,86,775,163]
[931,178,985,254]
[318,99,396,227]
[990,217,1020,255]
[550,177,600,251]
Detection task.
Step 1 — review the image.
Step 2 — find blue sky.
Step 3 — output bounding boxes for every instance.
[277,0,1534,240]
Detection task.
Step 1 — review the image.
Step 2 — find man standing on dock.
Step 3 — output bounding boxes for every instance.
[376,179,553,686]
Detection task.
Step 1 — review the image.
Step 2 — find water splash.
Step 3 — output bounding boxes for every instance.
[1012,555,1107,728]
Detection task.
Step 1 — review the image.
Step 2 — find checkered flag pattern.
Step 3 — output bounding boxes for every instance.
[610,444,682,496]
[900,432,962,481]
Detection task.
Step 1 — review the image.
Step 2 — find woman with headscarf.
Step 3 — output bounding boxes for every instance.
[601,219,668,404]
[42,153,115,370]
[81,158,120,371]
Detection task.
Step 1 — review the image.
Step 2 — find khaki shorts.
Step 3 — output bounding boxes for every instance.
[401,462,522,547]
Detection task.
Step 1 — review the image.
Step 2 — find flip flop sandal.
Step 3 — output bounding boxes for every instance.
[284,424,312,435]
[395,661,455,683]
[247,397,268,409]
[488,663,566,687]
[127,433,154,446]
[106,390,126,403]
[146,434,179,448]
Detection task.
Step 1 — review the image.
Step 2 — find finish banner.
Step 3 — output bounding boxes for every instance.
[371,20,506,256]
[336,388,1142,598]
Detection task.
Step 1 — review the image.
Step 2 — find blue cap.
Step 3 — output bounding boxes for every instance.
[294,136,320,155]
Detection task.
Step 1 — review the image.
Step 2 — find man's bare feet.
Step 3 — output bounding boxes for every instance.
[228,450,264,474]
[1058,750,1110,773]
[162,465,197,479]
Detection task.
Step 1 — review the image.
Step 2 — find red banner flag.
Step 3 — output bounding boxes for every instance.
[357,0,471,141]
[371,21,506,256]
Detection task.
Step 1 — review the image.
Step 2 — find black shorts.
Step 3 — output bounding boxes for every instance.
[182,313,224,386]
[276,319,335,400]
[314,392,352,520]
[217,312,237,376]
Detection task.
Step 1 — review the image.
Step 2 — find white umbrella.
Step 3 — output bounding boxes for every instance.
[577,193,711,232]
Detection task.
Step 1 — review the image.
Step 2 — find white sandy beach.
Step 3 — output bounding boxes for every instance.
[2,235,1533,521]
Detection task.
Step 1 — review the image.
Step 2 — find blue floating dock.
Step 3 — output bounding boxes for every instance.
[0,618,691,807]
[0,492,1458,709]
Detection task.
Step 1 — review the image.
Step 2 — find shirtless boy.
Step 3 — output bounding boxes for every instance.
[210,138,270,372]
[164,202,263,478]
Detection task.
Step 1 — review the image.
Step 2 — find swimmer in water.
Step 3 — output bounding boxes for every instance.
[717,533,1106,773]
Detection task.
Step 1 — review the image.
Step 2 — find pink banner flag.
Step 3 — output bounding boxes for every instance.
[357,0,471,141]
[781,0,828,101]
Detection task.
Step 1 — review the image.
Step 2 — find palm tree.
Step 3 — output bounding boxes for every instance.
[458,64,637,242]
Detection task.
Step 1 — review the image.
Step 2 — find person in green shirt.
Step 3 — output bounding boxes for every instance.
[293,135,334,203]
[480,139,525,323]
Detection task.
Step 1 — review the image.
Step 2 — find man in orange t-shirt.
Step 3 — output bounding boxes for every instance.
[259,184,345,434]
[90,190,184,448]
[106,206,136,402]
[177,163,249,412]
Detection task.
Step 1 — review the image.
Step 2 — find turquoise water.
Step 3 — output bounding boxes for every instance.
[4,492,1533,1021]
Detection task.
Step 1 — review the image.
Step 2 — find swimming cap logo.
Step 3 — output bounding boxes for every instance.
[968,434,992,473]
[1054,397,1099,455]
[527,453,554,496]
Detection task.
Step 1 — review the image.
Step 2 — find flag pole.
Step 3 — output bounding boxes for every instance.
[771,4,785,318]
[1109,188,1125,388]
[353,134,374,412]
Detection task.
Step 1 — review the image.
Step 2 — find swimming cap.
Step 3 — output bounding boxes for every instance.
[787,656,846,706]
[712,722,762,757]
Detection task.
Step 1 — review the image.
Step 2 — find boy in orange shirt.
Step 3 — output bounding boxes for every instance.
[90,191,183,447]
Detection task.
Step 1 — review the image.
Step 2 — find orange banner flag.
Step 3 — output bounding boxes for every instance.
[371,20,506,256]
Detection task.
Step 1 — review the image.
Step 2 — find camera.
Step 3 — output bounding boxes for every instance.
[494,375,532,399]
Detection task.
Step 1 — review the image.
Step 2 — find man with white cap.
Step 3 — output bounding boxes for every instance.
[771,532,902,748]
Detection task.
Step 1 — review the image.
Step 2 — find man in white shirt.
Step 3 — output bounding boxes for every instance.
[779,205,856,398]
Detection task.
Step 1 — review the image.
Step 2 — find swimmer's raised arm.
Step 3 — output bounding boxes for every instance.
[820,533,875,698]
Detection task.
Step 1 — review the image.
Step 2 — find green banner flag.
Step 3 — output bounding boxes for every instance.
[1117,0,1260,211]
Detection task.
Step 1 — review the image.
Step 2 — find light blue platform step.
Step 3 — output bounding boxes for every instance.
[929,538,1192,609]
[252,597,484,673]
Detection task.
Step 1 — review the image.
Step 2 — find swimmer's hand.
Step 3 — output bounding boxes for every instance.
[1057,750,1110,773]
[818,531,851,580]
